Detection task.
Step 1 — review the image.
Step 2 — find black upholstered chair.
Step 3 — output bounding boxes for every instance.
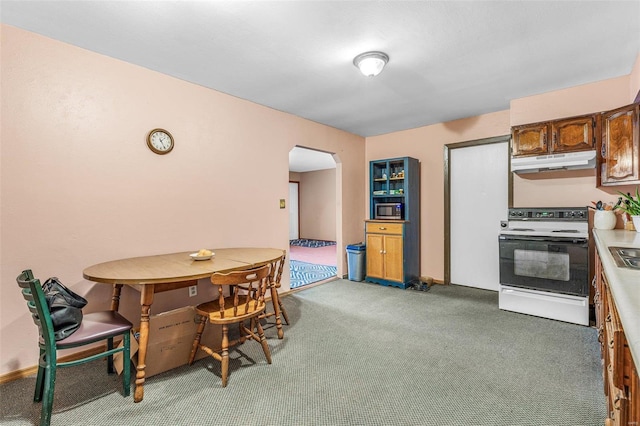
[17,269,132,426]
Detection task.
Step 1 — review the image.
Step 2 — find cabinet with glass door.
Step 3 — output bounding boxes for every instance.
[367,157,420,289]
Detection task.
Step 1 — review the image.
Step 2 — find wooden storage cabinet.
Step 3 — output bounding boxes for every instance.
[511,122,548,157]
[512,114,596,157]
[367,156,420,289]
[594,251,640,425]
[598,103,640,186]
[370,157,420,221]
[366,226,403,282]
[552,114,597,153]
[365,221,415,288]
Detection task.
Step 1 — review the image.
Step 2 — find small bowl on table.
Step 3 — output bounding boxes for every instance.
[190,251,214,261]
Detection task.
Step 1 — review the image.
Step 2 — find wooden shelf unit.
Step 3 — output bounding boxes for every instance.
[366,157,420,289]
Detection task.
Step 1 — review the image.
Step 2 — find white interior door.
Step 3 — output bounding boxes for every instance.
[289,182,299,240]
[450,142,508,291]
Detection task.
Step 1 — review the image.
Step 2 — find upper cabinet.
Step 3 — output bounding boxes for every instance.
[598,103,640,187]
[552,115,597,153]
[369,157,420,222]
[512,114,596,157]
[511,122,548,156]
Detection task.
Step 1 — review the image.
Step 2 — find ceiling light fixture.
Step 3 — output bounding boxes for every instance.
[353,51,389,77]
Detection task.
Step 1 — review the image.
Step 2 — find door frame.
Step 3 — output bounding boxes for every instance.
[443,135,513,285]
[289,180,300,240]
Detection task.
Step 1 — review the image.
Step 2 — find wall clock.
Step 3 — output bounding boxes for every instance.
[146,128,174,155]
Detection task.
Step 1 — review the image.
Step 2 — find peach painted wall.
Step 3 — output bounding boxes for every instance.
[0,25,365,376]
[366,110,512,282]
[299,169,336,241]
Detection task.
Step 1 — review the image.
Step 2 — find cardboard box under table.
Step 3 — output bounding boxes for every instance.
[114,306,221,377]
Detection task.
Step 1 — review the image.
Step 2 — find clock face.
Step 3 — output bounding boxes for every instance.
[147,129,174,154]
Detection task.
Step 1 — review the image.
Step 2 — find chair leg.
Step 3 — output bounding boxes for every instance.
[122,331,131,397]
[107,337,114,374]
[255,320,272,364]
[40,357,56,426]
[269,284,285,339]
[239,320,247,340]
[221,324,229,387]
[189,315,207,365]
[34,349,45,402]
[278,296,290,325]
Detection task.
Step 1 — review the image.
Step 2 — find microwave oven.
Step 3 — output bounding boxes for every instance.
[375,202,404,220]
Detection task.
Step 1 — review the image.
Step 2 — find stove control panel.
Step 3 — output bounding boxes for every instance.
[508,207,587,221]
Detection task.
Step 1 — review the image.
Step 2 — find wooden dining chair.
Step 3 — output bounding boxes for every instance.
[17,270,132,426]
[188,264,272,387]
[260,252,289,339]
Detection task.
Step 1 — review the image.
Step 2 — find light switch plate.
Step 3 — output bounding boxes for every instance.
[280,199,286,209]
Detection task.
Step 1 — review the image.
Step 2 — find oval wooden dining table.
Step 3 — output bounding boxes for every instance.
[83,247,285,403]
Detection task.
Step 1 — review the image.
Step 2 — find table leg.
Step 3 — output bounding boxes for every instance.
[133,285,154,403]
[110,284,123,311]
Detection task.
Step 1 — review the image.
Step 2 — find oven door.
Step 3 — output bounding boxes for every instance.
[498,234,589,297]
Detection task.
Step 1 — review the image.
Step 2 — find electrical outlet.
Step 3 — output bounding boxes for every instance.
[188,285,197,297]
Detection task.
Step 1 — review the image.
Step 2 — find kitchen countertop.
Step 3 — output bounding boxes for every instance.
[592,229,640,367]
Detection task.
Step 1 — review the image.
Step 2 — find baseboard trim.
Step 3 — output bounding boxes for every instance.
[0,346,107,385]
[330,275,446,286]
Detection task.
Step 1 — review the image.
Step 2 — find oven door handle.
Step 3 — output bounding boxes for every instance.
[499,234,588,244]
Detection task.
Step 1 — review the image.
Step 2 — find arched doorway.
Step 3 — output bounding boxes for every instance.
[288,146,338,288]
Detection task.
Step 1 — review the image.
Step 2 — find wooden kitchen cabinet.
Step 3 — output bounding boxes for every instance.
[598,102,640,187]
[365,221,417,289]
[594,250,640,425]
[551,114,597,153]
[366,157,420,290]
[511,122,549,156]
[511,114,596,157]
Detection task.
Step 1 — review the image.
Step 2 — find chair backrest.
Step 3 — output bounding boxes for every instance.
[269,252,286,288]
[210,264,271,319]
[17,269,57,352]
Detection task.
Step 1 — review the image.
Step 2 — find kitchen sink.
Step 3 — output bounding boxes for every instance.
[608,246,640,270]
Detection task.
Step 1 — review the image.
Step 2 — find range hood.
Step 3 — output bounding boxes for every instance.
[511,150,596,174]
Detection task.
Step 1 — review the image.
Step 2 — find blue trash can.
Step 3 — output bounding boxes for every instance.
[346,243,366,281]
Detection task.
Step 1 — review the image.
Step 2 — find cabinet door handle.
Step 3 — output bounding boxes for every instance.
[613,394,622,410]
[379,227,386,230]
[380,250,384,254]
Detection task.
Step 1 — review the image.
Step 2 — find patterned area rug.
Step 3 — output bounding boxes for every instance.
[290,260,337,288]
[289,239,336,248]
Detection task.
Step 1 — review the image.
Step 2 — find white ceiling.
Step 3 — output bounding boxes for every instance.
[2,1,639,170]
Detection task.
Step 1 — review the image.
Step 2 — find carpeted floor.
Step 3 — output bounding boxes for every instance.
[289,260,337,288]
[289,244,336,266]
[0,280,605,425]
